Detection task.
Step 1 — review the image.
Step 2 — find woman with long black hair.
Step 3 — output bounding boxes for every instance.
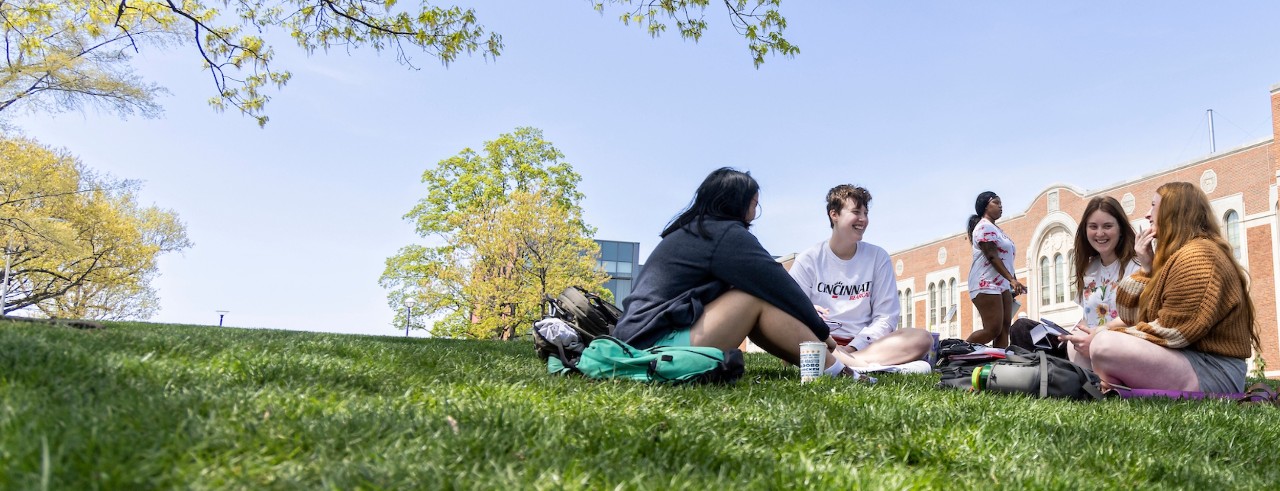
[613,167,859,377]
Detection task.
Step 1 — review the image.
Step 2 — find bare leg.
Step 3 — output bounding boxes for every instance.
[845,328,933,366]
[997,291,1014,348]
[1067,339,1092,369]
[1088,330,1199,391]
[689,289,837,368]
[967,292,1010,347]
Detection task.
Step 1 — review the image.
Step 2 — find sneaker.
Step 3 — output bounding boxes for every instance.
[838,366,877,384]
[887,360,935,374]
[859,360,934,375]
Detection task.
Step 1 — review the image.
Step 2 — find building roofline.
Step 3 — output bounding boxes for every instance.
[1086,137,1271,196]
[890,136,1273,256]
[1271,82,1280,93]
[1039,183,1087,196]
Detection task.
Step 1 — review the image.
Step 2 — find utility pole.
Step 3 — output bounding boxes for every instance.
[1207,109,1217,154]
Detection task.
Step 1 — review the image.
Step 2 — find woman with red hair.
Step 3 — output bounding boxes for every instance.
[1062,182,1257,393]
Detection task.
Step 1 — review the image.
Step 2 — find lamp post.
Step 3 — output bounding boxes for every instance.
[216,310,229,327]
[403,297,418,337]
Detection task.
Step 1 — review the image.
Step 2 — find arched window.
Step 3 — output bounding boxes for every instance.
[897,289,904,326]
[948,278,958,322]
[904,288,913,328]
[1039,256,1051,306]
[928,283,937,327]
[1224,210,1241,260]
[1067,251,1077,302]
[1054,253,1065,303]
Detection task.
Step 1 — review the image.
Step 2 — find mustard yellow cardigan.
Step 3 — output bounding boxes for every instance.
[1114,238,1253,359]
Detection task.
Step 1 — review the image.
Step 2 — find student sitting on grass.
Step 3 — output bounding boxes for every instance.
[1010,196,1142,357]
[612,167,863,378]
[1061,182,1257,393]
[787,184,933,371]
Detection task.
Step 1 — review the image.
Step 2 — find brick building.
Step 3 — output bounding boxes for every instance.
[890,83,1280,377]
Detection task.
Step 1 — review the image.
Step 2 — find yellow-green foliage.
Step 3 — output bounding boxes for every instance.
[0,0,501,125]
[2,1,794,125]
[381,127,608,340]
[0,135,191,319]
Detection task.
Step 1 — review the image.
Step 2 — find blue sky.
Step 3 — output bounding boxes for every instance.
[9,1,1280,336]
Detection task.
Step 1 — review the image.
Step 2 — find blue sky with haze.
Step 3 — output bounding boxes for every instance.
[10,1,1280,336]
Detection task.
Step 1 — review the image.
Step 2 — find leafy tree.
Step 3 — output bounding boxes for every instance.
[1,1,794,125]
[0,1,179,119]
[596,0,797,67]
[0,135,192,319]
[381,127,608,339]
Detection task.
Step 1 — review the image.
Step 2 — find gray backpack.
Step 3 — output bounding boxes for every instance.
[533,286,622,361]
[939,346,1105,400]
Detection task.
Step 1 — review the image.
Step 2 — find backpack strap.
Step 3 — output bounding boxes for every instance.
[1066,352,1105,400]
[1081,380,1105,400]
[1239,382,1278,406]
[1039,351,1050,399]
[1043,350,1104,400]
[556,343,578,371]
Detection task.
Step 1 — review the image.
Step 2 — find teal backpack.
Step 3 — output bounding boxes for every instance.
[547,336,745,385]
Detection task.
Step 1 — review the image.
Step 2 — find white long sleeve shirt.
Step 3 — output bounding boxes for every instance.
[788,240,900,350]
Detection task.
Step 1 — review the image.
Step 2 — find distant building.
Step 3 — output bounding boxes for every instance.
[596,239,641,307]
[888,83,1280,376]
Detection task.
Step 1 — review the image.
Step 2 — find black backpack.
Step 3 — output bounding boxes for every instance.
[939,345,1104,400]
[533,286,623,361]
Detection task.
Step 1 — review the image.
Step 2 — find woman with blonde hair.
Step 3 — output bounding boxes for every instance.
[1062,182,1257,393]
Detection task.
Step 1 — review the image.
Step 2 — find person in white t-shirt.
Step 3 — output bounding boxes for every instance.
[965,191,1025,348]
[1010,196,1141,355]
[1058,196,1144,364]
[788,185,933,368]
[1069,196,1144,331]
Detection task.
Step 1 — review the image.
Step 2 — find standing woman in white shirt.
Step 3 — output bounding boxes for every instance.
[966,191,1025,347]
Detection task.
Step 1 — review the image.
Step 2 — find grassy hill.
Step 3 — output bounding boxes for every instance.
[1,320,1277,490]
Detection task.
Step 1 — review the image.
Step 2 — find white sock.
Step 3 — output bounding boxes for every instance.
[824,359,848,377]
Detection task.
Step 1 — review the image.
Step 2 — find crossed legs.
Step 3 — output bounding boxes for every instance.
[689,289,857,369]
[839,328,933,367]
[1069,329,1198,391]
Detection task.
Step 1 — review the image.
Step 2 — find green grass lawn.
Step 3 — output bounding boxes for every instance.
[1,320,1277,490]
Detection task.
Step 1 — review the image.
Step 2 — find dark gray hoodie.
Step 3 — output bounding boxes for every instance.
[614,218,830,349]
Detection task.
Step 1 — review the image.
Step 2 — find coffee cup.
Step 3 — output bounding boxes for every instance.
[799,341,827,383]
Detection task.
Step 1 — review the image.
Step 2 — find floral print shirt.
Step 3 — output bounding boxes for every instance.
[1076,257,1143,327]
